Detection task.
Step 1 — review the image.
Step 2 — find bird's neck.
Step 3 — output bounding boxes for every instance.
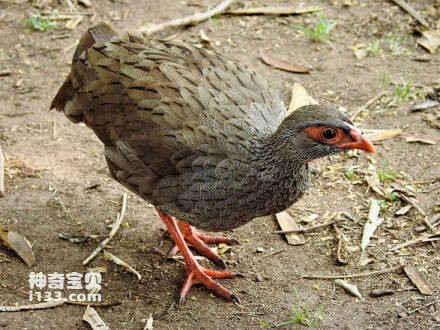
[252,133,307,182]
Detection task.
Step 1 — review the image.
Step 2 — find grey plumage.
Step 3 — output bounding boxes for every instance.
[52,23,361,231]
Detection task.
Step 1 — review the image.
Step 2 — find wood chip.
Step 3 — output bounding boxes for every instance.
[0,227,35,267]
[403,264,434,295]
[259,50,309,73]
[274,212,305,245]
[82,306,110,330]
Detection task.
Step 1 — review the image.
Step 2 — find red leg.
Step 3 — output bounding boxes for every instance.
[157,211,242,305]
[167,220,240,269]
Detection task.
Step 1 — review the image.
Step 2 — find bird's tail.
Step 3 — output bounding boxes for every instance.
[50,22,117,122]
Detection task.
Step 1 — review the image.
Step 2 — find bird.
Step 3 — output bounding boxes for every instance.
[51,22,375,305]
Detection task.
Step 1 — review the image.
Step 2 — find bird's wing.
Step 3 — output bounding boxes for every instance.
[51,23,286,181]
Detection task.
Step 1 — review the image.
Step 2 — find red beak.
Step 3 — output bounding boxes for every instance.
[339,124,376,153]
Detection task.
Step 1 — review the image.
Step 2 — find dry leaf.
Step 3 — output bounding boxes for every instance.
[411,100,440,111]
[359,199,383,266]
[395,204,412,216]
[365,172,385,197]
[82,306,110,330]
[404,264,433,295]
[418,29,440,53]
[260,50,309,73]
[364,129,402,142]
[423,112,440,129]
[275,212,305,245]
[405,136,436,145]
[0,227,35,267]
[144,314,153,330]
[335,279,363,299]
[288,83,319,113]
[103,250,141,280]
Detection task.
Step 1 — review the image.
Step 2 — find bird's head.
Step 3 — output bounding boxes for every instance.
[273,105,375,163]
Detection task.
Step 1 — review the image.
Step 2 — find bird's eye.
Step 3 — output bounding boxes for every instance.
[322,128,337,140]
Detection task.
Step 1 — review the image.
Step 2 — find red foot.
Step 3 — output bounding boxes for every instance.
[167,220,240,269]
[157,211,243,304]
[177,258,243,305]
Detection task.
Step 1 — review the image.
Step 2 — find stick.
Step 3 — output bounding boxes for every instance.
[350,90,388,121]
[140,0,235,35]
[302,265,402,279]
[0,300,65,312]
[407,299,440,315]
[392,0,430,28]
[83,193,127,265]
[0,146,4,197]
[273,219,339,234]
[390,236,440,251]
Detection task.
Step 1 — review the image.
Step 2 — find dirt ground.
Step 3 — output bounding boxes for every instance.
[1,0,439,329]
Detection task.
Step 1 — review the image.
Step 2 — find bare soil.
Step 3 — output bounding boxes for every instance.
[0,0,439,329]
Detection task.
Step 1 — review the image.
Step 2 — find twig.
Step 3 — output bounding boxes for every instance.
[407,299,440,315]
[226,5,323,15]
[273,219,339,234]
[0,71,12,77]
[52,119,57,141]
[0,146,4,197]
[262,248,286,258]
[141,0,235,35]
[400,194,433,231]
[392,0,430,28]
[83,193,127,265]
[0,300,65,312]
[390,235,440,251]
[68,300,121,307]
[350,90,388,121]
[334,224,348,265]
[302,265,402,279]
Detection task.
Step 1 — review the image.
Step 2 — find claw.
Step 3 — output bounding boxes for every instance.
[230,293,240,303]
[157,210,243,304]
